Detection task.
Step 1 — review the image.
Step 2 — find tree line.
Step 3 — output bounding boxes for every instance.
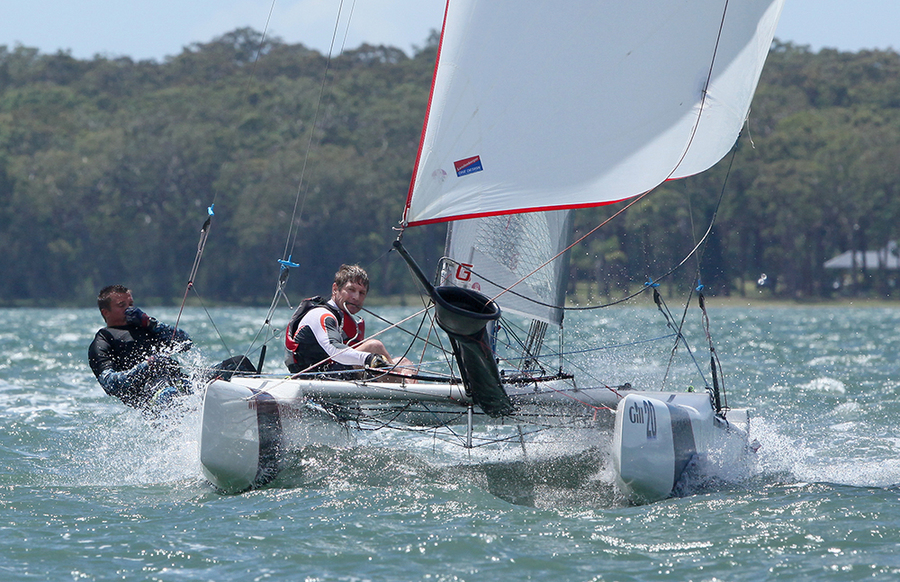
[2,30,899,307]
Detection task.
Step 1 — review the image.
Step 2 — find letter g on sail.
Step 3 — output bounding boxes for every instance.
[455,263,473,282]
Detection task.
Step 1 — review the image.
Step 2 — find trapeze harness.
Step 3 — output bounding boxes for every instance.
[284,296,366,375]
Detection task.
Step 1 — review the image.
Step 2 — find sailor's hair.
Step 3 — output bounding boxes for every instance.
[97,284,130,311]
[334,264,369,291]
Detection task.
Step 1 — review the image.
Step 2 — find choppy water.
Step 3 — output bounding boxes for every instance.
[2,304,900,580]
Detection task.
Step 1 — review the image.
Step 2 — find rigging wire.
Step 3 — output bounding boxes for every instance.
[659,141,742,400]
[652,0,732,398]
[360,304,450,355]
[239,0,362,365]
[172,206,214,337]
[660,189,704,386]
[281,0,358,263]
[171,0,279,350]
[653,287,709,389]
[288,306,431,377]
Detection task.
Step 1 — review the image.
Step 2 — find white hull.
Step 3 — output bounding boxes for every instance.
[613,392,752,503]
[200,377,752,501]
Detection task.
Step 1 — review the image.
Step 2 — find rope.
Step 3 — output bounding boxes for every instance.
[172,206,214,338]
[281,0,357,264]
[699,292,727,413]
[289,306,430,377]
[652,288,708,389]
[171,3,280,352]
[229,0,360,368]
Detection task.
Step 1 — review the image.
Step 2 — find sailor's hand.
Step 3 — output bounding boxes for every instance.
[125,306,157,329]
[365,353,390,369]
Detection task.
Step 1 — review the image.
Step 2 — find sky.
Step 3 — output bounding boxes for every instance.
[2,0,899,62]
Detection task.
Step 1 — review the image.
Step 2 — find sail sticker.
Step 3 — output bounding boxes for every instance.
[454,156,483,177]
[455,263,473,282]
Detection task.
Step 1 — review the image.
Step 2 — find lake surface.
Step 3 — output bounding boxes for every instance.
[2,303,900,580]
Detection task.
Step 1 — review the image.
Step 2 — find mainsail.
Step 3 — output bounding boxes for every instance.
[403,0,786,227]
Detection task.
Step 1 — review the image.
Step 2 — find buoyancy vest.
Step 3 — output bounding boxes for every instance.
[284,297,365,373]
[90,326,160,375]
[342,312,365,346]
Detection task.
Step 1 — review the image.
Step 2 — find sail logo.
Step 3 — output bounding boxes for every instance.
[454,155,483,177]
[455,263,473,282]
[628,399,658,440]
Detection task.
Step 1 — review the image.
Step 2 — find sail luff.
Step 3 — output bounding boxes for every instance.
[401,0,451,227]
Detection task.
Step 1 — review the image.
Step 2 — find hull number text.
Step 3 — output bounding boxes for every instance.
[628,399,658,440]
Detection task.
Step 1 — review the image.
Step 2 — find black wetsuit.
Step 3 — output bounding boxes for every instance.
[88,323,191,408]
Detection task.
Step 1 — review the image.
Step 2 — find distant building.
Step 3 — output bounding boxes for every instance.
[824,241,900,270]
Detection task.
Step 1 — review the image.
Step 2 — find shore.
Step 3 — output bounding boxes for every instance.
[9,291,900,310]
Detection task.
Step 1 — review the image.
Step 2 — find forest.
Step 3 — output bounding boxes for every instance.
[2,29,900,307]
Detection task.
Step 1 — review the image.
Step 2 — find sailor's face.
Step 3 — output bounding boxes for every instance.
[102,291,134,326]
[333,281,367,315]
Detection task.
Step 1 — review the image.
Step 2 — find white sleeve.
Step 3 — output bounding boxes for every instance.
[301,307,370,367]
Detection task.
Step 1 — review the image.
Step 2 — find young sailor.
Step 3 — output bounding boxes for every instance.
[87,284,192,408]
[285,264,412,379]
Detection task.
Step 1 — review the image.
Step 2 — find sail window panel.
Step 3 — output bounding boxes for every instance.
[443,211,572,326]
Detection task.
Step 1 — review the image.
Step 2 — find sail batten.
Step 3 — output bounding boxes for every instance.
[402,0,786,227]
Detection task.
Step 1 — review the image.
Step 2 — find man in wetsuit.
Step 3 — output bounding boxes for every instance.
[285,264,412,379]
[88,284,192,408]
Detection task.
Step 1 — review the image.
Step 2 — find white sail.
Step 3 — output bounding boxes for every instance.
[403,0,786,226]
[441,210,572,325]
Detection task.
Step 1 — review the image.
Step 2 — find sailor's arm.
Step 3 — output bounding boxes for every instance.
[150,322,192,352]
[87,334,150,398]
[311,312,370,367]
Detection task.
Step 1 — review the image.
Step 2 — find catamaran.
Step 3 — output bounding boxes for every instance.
[199,0,785,503]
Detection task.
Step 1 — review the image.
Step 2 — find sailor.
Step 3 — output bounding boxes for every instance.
[284,264,413,379]
[87,284,193,409]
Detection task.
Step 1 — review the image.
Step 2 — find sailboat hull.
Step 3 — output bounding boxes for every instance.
[199,375,621,492]
[613,392,752,503]
[199,377,750,502]
[199,380,269,493]
[199,378,355,493]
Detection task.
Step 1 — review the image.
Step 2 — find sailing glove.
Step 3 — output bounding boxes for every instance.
[365,353,390,369]
[125,306,157,329]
